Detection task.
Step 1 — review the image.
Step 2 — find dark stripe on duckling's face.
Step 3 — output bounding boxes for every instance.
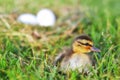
[77,41,92,47]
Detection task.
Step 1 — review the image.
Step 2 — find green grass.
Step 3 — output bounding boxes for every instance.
[0,0,120,80]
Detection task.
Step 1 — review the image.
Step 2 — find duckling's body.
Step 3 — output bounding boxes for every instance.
[54,35,100,73]
[61,52,92,73]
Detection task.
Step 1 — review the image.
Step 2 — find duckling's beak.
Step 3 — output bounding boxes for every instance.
[91,47,101,52]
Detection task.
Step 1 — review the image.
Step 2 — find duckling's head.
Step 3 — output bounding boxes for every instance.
[72,35,100,53]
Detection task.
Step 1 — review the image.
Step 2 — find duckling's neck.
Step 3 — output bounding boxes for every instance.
[73,51,88,54]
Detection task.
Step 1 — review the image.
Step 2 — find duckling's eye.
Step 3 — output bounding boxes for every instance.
[77,41,92,46]
[84,43,92,46]
[84,43,89,46]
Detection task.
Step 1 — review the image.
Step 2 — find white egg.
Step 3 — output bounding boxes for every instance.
[36,9,56,27]
[17,14,38,25]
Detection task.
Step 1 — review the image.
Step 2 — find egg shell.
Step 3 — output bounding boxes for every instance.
[17,13,38,25]
[36,9,56,27]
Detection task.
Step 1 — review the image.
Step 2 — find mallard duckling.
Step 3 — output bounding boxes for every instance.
[54,34,100,73]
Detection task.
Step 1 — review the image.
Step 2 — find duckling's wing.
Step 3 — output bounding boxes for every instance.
[54,47,71,66]
[54,53,65,66]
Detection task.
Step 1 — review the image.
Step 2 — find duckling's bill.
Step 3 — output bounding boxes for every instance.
[91,47,100,52]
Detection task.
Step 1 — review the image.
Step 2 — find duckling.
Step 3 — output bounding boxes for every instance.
[54,34,100,73]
